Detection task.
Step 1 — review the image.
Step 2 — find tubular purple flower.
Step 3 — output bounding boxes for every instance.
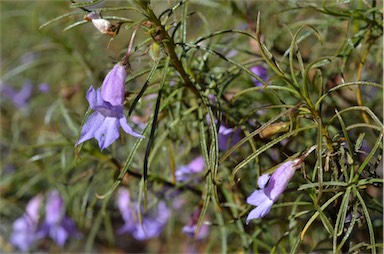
[76,63,144,150]
[38,190,81,247]
[10,194,43,252]
[246,159,301,224]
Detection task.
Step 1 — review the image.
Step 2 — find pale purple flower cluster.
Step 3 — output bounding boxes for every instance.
[250,65,268,87]
[246,159,301,224]
[76,63,144,150]
[117,188,170,240]
[9,190,80,251]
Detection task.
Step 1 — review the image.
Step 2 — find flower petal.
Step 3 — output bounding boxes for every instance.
[45,190,64,225]
[188,156,205,173]
[246,189,268,206]
[257,174,271,189]
[119,116,144,138]
[94,117,121,150]
[76,112,105,146]
[246,198,273,223]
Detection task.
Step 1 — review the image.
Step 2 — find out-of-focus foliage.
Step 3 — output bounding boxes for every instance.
[1,0,382,253]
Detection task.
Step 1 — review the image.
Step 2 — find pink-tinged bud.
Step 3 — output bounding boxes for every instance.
[91,19,112,34]
[85,12,112,34]
[101,63,126,106]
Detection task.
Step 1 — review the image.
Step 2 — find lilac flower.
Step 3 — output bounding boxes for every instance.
[250,65,268,87]
[218,124,242,151]
[175,156,205,182]
[182,206,209,240]
[38,190,80,247]
[10,194,43,252]
[246,159,301,224]
[76,63,144,150]
[117,188,170,240]
[1,81,33,109]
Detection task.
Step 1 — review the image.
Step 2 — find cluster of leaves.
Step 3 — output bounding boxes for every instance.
[1,0,382,253]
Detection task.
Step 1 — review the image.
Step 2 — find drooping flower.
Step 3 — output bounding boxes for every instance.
[117,188,170,240]
[37,190,81,247]
[10,194,43,252]
[0,81,33,109]
[175,156,205,182]
[246,159,301,224]
[182,206,209,240]
[218,124,242,151]
[250,65,268,87]
[76,63,144,150]
[85,11,113,35]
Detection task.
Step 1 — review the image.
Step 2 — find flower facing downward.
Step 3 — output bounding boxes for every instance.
[246,159,301,224]
[38,190,81,247]
[10,194,43,251]
[76,63,144,150]
[85,12,112,34]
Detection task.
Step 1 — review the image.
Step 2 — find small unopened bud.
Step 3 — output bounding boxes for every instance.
[259,122,289,139]
[84,11,112,35]
[149,42,164,62]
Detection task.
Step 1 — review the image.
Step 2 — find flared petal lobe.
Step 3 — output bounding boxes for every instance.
[246,198,273,224]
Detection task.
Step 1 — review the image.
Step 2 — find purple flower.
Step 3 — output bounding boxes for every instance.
[246,159,301,224]
[182,206,209,240]
[38,190,80,247]
[206,114,243,152]
[1,81,33,109]
[76,63,144,150]
[176,156,205,182]
[10,194,43,251]
[117,188,170,240]
[218,124,242,151]
[250,65,268,87]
